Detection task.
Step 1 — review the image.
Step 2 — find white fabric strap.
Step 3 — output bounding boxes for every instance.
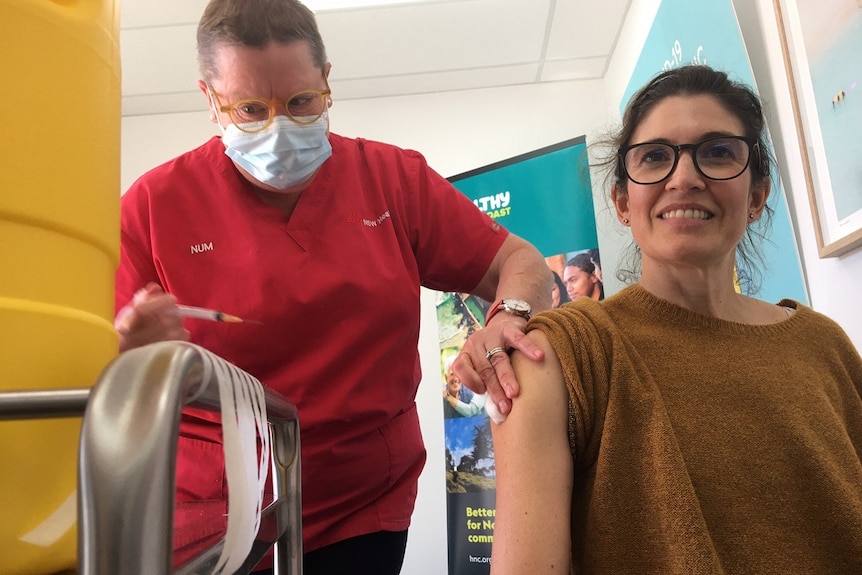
[193,345,270,574]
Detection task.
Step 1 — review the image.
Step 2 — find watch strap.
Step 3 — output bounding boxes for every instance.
[485,298,531,324]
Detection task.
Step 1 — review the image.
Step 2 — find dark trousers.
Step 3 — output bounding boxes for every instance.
[254,529,409,575]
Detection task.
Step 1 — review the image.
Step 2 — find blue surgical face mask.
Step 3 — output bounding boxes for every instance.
[218,113,333,190]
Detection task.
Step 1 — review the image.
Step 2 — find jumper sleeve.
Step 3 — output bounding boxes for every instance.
[527,302,613,465]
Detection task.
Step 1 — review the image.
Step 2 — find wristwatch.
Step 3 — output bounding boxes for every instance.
[485,297,532,324]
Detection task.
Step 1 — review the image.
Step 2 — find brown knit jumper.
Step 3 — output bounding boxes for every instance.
[528,285,862,575]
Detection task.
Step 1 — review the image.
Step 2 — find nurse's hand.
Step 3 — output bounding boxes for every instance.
[114,282,190,352]
[452,314,544,423]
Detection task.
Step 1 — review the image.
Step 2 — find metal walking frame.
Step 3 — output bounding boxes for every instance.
[0,341,303,575]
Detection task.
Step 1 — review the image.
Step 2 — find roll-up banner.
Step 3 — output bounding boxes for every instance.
[438,137,600,574]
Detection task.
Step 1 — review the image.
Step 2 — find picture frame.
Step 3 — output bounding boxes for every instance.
[773,0,862,257]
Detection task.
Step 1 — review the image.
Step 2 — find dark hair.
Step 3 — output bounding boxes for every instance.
[552,271,571,306]
[565,253,604,300]
[565,252,596,275]
[197,0,328,82]
[593,65,775,294]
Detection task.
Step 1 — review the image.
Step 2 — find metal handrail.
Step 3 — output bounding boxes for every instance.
[0,388,90,420]
[69,341,303,575]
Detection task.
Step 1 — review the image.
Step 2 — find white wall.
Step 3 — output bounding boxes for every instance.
[732,0,862,345]
[121,3,862,570]
[121,80,606,191]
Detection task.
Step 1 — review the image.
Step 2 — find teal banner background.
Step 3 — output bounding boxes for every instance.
[450,137,597,257]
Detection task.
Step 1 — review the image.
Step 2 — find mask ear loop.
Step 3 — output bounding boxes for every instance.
[320,103,331,131]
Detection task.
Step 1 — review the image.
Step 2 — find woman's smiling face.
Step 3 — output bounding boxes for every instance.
[612,94,769,278]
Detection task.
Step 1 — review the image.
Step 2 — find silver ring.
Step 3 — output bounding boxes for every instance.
[485,346,506,361]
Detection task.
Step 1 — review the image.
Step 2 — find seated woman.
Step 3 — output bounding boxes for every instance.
[490,65,862,574]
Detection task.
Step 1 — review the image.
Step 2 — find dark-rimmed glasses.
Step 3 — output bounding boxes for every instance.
[209,84,331,134]
[619,136,757,185]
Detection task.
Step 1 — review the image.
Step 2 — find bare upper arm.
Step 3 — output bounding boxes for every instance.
[490,329,573,574]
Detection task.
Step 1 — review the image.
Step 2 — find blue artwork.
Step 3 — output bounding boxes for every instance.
[808,10,862,222]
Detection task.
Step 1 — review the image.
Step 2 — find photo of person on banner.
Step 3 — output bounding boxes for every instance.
[563,252,604,301]
[442,354,487,419]
[547,249,603,307]
[551,271,571,308]
[489,65,862,574]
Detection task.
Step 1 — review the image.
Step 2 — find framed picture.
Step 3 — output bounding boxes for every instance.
[773,0,862,257]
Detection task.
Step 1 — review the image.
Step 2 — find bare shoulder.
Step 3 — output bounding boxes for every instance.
[514,328,554,358]
[512,330,563,380]
[508,329,567,416]
[742,295,794,325]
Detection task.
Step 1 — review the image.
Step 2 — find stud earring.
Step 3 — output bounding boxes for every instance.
[622,218,629,225]
[749,213,755,219]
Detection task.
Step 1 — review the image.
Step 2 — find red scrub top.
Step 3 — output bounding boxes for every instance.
[116,133,508,561]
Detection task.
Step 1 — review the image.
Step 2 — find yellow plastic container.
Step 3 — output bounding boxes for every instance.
[0,0,120,572]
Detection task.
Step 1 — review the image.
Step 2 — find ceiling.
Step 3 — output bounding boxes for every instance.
[120,0,632,117]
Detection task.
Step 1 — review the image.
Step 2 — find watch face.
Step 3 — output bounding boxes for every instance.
[503,298,530,313]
